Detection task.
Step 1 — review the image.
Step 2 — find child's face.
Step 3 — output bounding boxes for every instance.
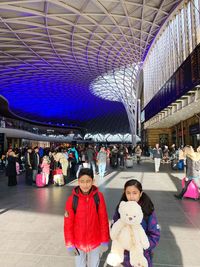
[78,175,93,194]
[125,185,142,202]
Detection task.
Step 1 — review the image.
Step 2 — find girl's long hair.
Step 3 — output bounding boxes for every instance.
[118,179,154,221]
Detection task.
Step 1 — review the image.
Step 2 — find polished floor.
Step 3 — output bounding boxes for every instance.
[0,159,200,267]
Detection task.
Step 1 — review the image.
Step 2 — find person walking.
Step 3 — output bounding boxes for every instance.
[174,145,200,199]
[97,146,107,179]
[152,144,163,172]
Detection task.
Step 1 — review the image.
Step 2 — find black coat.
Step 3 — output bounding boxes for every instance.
[31,152,40,170]
[7,156,17,176]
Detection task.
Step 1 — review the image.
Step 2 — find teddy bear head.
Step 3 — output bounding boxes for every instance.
[118,201,143,225]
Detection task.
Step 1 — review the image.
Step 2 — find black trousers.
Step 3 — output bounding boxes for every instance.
[179,179,192,197]
[25,168,33,185]
[8,175,17,186]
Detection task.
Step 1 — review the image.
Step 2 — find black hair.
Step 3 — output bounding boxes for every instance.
[78,168,94,179]
[118,179,154,221]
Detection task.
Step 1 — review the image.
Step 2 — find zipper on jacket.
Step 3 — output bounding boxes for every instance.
[86,197,89,252]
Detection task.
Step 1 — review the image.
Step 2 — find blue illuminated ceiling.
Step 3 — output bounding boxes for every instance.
[0,0,182,134]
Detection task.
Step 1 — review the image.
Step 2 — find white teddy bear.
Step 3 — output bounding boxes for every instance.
[106,201,150,267]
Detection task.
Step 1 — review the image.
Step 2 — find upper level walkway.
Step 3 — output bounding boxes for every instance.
[0,158,200,267]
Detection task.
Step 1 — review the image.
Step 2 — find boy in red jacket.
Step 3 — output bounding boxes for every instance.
[64,168,110,267]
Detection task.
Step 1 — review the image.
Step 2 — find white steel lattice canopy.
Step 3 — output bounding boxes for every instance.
[0,0,182,135]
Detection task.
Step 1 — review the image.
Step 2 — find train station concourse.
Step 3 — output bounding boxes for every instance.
[1,159,200,267]
[0,1,200,267]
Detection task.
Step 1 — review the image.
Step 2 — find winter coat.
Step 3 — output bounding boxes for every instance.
[40,159,50,175]
[58,153,68,176]
[7,155,17,176]
[153,148,163,159]
[64,185,109,252]
[32,152,40,170]
[135,147,142,157]
[25,151,33,168]
[86,148,95,162]
[112,205,160,267]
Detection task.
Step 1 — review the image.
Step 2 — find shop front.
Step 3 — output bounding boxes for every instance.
[189,123,200,148]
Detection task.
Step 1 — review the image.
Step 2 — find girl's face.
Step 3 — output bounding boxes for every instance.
[125,185,142,202]
[78,175,93,194]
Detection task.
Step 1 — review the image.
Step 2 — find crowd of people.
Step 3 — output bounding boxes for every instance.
[0,143,145,187]
[1,142,200,188]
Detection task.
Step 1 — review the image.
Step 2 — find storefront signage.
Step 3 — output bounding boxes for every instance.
[189,124,200,135]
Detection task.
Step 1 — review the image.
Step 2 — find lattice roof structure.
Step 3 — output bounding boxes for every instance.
[0,0,182,136]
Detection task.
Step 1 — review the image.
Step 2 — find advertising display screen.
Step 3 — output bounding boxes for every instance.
[144,44,200,121]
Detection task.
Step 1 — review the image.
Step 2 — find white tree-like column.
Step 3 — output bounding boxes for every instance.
[90,64,139,144]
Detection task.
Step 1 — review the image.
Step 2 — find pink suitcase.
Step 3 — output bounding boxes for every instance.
[182,177,199,200]
[36,173,46,187]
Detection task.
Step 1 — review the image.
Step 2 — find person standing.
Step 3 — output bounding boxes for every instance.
[24,147,33,185]
[40,155,50,185]
[68,145,79,179]
[7,151,17,186]
[64,168,109,267]
[118,144,127,168]
[152,144,163,172]
[110,145,118,168]
[31,146,40,183]
[110,179,160,267]
[135,145,142,164]
[85,145,96,175]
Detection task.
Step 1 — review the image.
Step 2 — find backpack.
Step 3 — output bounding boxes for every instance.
[72,189,100,214]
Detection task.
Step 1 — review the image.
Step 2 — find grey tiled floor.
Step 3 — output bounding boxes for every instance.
[0,159,200,267]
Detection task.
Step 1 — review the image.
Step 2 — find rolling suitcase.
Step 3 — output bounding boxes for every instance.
[181,177,199,200]
[126,157,133,168]
[36,173,46,187]
[177,160,184,170]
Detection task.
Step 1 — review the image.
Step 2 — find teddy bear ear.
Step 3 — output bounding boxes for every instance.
[119,201,126,208]
[119,201,126,213]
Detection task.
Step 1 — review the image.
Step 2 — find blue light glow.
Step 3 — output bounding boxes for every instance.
[0,71,126,129]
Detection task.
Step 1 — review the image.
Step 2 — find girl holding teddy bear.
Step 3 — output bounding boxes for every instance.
[110,179,160,267]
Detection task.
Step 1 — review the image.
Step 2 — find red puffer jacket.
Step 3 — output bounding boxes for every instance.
[64,185,109,252]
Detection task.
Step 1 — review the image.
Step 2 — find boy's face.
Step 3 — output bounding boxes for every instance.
[78,175,93,194]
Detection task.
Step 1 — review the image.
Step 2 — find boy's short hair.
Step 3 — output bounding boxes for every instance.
[78,168,94,179]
